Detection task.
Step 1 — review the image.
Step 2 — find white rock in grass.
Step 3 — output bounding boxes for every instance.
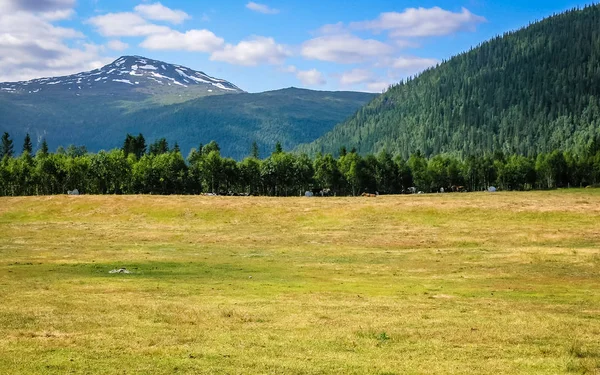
[109,268,131,274]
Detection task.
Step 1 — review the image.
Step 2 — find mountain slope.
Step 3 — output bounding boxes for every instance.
[0,56,375,158]
[0,56,243,102]
[298,4,600,158]
[0,82,375,159]
[118,87,376,158]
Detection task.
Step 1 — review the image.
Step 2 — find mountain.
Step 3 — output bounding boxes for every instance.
[0,56,243,103]
[0,56,375,159]
[298,5,600,158]
[116,87,376,158]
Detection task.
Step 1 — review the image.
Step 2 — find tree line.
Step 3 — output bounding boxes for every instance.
[1,132,600,197]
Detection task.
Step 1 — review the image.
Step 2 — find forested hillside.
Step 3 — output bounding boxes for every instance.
[0,88,374,160]
[299,4,600,158]
[123,88,375,159]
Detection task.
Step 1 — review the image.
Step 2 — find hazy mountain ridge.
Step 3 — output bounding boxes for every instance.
[0,55,375,159]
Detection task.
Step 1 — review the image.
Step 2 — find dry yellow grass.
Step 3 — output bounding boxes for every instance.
[0,191,599,374]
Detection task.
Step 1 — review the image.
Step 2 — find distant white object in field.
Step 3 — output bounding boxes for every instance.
[109,268,131,274]
[68,189,79,195]
[488,186,497,192]
[305,191,314,197]
[440,187,445,193]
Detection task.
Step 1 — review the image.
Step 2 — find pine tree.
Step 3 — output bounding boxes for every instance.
[135,134,146,158]
[251,141,259,159]
[1,132,13,159]
[22,133,32,154]
[122,134,135,157]
[149,138,169,155]
[38,139,49,157]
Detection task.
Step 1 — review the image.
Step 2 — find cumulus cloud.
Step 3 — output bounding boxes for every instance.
[391,56,439,73]
[351,7,486,38]
[88,12,172,37]
[0,5,111,82]
[107,39,129,51]
[296,69,326,86]
[339,69,374,85]
[88,2,193,37]
[210,36,289,66]
[0,0,75,12]
[134,2,190,24]
[89,4,224,55]
[366,81,391,93]
[302,34,394,64]
[246,2,279,15]
[315,22,347,36]
[140,29,224,52]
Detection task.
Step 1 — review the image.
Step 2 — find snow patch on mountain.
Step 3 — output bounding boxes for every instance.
[113,79,134,85]
[0,55,244,95]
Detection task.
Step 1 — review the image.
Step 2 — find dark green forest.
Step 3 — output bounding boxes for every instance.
[299,4,600,158]
[2,132,600,197]
[0,88,374,160]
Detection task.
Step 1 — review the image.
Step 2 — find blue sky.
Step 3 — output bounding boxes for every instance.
[0,0,593,92]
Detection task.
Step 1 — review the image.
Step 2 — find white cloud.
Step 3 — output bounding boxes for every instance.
[88,12,171,37]
[315,22,346,35]
[366,81,391,93]
[246,2,279,15]
[302,34,394,64]
[296,69,326,86]
[40,9,75,21]
[140,29,224,52]
[0,8,109,82]
[391,56,439,73]
[107,39,129,51]
[88,2,192,37]
[281,65,297,73]
[351,7,486,38]
[134,2,190,24]
[89,5,222,55]
[210,36,290,66]
[339,69,374,85]
[0,0,75,12]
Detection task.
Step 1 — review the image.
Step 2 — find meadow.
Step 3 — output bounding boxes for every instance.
[0,191,599,374]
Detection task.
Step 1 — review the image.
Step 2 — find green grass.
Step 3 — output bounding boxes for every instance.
[1,191,599,374]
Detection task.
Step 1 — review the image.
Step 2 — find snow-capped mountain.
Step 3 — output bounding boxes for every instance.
[0,56,244,95]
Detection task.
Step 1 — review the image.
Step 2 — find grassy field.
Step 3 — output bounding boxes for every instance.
[0,191,599,374]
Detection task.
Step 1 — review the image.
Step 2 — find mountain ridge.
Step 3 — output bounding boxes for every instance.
[0,55,243,97]
[0,57,375,159]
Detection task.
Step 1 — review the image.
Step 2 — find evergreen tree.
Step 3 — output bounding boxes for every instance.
[22,133,32,154]
[149,138,169,155]
[1,132,13,159]
[38,139,49,157]
[122,134,135,157]
[251,141,260,159]
[274,142,283,155]
[135,134,147,158]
